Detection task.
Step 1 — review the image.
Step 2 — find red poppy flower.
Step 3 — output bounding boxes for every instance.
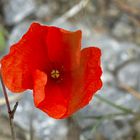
[0,22,102,119]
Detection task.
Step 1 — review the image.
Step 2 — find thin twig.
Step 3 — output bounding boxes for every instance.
[0,72,18,140]
[10,102,18,119]
[114,0,140,19]
[119,83,140,101]
[53,0,90,24]
[0,95,21,106]
[108,58,140,101]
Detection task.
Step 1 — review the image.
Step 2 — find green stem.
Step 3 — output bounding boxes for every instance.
[91,118,104,133]
[84,112,132,120]
[95,94,134,114]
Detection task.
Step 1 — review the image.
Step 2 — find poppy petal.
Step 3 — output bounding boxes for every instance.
[0,23,48,92]
[77,47,102,108]
[45,27,82,71]
[62,47,102,118]
[33,69,47,107]
[35,83,68,119]
[33,68,76,119]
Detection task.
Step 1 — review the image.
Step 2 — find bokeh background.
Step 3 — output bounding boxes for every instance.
[0,0,140,140]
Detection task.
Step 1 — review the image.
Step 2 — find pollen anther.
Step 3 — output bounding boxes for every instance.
[51,69,60,78]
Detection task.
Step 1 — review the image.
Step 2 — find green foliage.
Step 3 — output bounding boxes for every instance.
[0,26,6,51]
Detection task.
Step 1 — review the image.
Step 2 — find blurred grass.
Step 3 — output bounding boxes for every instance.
[0,25,7,52]
[95,94,134,114]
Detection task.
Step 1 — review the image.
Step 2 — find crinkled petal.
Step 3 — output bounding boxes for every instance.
[45,27,82,71]
[76,47,102,108]
[0,23,48,92]
[61,47,102,118]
